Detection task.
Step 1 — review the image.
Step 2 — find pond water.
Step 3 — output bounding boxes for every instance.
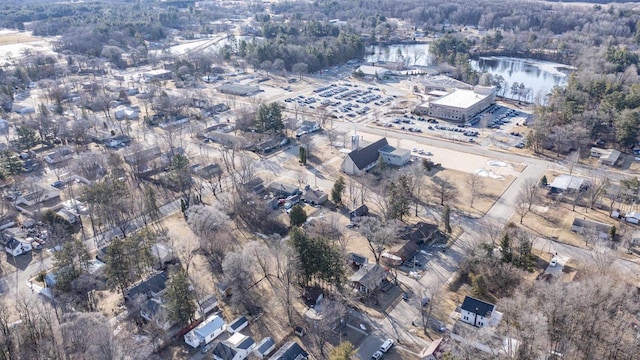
[470,56,572,102]
[366,43,572,102]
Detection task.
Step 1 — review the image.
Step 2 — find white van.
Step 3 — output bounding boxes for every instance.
[380,339,394,353]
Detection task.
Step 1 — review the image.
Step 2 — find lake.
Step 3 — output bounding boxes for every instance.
[470,56,572,102]
[365,43,572,102]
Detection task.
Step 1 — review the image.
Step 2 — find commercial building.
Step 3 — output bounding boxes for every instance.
[414,86,495,122]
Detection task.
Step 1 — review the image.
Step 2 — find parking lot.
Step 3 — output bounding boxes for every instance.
[282,82,395,121]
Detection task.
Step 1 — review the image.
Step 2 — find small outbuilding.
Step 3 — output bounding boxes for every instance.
[227,316,248,334]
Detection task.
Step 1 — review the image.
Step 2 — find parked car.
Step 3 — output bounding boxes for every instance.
[372,351,383,359]
[380,339,394,353]
[549,258,558,267]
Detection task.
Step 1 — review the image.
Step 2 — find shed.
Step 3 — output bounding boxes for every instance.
[200,294,219,315]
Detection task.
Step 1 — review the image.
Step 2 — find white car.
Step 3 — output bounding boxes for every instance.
[549,258,558,267]
[371,351,383,359]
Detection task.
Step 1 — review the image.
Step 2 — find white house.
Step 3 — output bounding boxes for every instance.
[4,238,32,256]
[296,120,320,137]
[590,147,621,166]
[211,333,256,360]
[460,296,495,328]
[184,314,226,348]
[15,184,61,207]
[44,147,74,165]
[625,211,640,224]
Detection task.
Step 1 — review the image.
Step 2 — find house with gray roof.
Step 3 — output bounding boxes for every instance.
[460,296,496,328]
[254,337,276,359]
[269,341,308,360]
[348,263,388,293]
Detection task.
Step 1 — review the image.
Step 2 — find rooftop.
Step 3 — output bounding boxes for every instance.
[549,174,589,191]
[348,263,387,290]
[430,89,491,109]
[228,316,248,331]
[255,337,276,355]
[348,138,389,170]
[461,296,495,317]
[379,145,411,157]
[269,341,308,360]
[195,314,225,338]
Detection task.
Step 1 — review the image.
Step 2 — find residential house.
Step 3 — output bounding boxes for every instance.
[55,208,78,224]
[590,147,621,166]
[123,146,162,167]
[243,178,265,194]
[140,298,172,330]
[302,189,328,205]
[625,211,640,225]
[4,238,32,256]
[124,271,169,302]
[254,337,276,359]
[269,341,308,360]
[400,222,440,244]
[341,138,389,176]
[378,145,411,167]
[571,217,613,240]
[184,314,226,348]
[190,163,222,180]
[460,296,495,328]
[211,332,256,360]
[387,241,420,267]
[302,286,324,308]
[349,204,369,221]
[255,138,287,154]
[549,174,590,193]
[268,181,300,198]
[296,121,320,137]
[349,263,388,293]
[114,105,139,120]
[15,184,60,207]
[44,147,74,165]
[227,316,248,334]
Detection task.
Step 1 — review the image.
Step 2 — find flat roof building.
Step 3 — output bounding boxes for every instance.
[414,86,496,122]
